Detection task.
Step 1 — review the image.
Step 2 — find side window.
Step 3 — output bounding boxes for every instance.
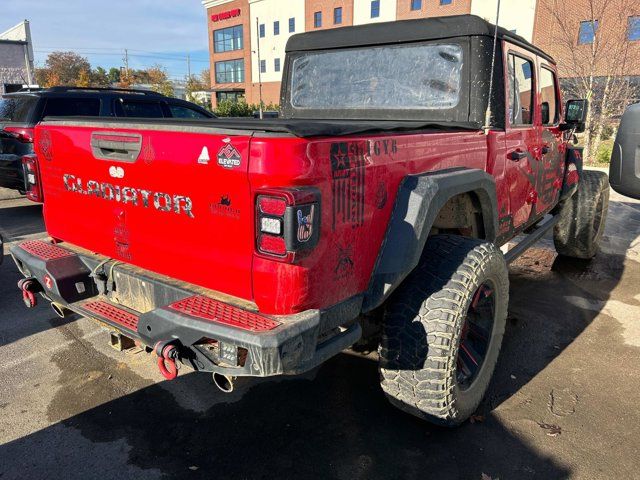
[118,100,164,118]
[42,98,100,117]
[168,104,209,119]
[507,54,534,126]
[540,67,559,125]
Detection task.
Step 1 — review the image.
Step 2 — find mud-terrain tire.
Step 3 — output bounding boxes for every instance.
[379,235,509,426]
[553,170,609,259]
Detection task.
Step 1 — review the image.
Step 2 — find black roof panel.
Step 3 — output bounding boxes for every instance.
[286,14,554,64]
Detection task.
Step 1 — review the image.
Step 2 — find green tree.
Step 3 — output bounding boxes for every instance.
[107,67,121,84]
[91,66,110,87]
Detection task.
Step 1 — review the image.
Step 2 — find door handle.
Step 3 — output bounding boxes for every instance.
[509,150,527,161]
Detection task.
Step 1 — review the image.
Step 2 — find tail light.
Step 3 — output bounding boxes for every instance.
[4,126,34,143]
[256,188,320,260]
[22,154,43,203]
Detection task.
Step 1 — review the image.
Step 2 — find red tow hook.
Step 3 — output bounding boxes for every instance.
[18,278,40,308]
[154,341,180,380]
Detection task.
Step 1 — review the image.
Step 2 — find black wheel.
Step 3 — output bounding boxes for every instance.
[379,235,509,426]
[554,170,609,259]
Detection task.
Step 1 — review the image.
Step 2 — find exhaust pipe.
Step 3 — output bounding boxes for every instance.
[51,302,70,318]
[212,373,236,393]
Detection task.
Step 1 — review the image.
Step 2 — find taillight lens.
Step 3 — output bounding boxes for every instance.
[4,126,34,143]
[255,188,320,260]
[258,234,287,256]
[22,154,43,203]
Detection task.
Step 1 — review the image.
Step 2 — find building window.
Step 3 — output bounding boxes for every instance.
[274,21,280,35]
[314,11,322,28]
[213,25,243,53]
[216,91,244,104]
[274,58,281,72]
[440,0,452,4]
[334,7,342,25]
[628,16,640,41]
[259,23,265,38]
[578,20,598,44]
[289,17,296,32]
[411,0,422,10]
[215,59,245,84]
[371,0,380,18]
[260,60,266,73]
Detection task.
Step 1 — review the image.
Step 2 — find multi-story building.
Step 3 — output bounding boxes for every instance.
[203,0,640,108]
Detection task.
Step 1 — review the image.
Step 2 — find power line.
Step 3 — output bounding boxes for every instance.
[34,47,210,63]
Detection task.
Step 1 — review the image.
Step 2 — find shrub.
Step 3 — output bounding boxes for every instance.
[595,139,614,165]
[215,100,281,117]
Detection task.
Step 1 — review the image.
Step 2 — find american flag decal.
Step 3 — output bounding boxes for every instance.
[330,142,366,231]
[297,205,315,242]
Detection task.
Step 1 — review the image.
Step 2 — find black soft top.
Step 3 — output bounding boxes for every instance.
[286,14,555,64]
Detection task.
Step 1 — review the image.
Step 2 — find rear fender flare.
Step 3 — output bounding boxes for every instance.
[363,168,498,312]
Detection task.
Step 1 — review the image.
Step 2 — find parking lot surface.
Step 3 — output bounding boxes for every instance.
[1,184,639,480]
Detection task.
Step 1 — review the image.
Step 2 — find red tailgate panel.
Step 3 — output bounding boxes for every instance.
[35,124,254,302]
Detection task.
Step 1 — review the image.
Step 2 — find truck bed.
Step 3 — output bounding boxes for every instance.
[44,115,481,138]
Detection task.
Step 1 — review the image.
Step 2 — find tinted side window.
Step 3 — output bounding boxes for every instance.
[119,100,164,118]
[540,67,559,125]
[42,98,101,117]
[168,105,209,119]
[508,54,534,126]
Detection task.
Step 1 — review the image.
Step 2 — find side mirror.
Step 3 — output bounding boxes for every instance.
[610,103,640,199]
[561,99,588,132]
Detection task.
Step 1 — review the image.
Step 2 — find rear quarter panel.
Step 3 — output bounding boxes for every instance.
[250,130,491,313]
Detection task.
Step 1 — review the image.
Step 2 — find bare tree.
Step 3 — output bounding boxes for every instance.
[540,0,640,162]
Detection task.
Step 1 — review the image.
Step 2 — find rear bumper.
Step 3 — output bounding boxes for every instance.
[10,240,362,377]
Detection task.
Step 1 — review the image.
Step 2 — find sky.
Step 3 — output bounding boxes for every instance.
[2,0,211,81]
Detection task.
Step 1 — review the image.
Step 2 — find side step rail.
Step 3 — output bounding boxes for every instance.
[503,214,559,264]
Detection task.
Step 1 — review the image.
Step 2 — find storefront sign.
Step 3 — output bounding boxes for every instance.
[211,9,241,22]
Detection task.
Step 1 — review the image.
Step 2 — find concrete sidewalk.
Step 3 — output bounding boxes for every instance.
[0,187,23,201]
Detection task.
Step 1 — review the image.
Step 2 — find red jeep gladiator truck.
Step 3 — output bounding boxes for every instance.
[11,15,609,426]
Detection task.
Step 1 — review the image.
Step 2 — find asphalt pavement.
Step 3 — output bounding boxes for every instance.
[0,186,639,480]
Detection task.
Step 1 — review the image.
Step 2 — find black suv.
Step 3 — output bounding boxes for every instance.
[0,87,215,193]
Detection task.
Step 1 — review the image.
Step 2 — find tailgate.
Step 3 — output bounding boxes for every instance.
[35,121,255,302]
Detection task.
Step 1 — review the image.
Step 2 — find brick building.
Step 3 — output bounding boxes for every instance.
[533,0,640,78]
[203,0,640,108]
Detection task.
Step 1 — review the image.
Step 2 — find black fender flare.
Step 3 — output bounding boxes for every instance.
[363,168,498,312]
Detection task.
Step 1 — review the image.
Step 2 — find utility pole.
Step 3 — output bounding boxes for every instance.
[187,53,191,79]
[123,49,130,76]
[255,16,264,119]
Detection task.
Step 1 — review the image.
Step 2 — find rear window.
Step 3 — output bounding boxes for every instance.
[119,100,165,118]
[0,96,38,123]
[290,43,463,110]
[42,98,101,117]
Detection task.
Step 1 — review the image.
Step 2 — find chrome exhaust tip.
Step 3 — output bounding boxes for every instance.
[51,302,70,319]
[212,372,235,393]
